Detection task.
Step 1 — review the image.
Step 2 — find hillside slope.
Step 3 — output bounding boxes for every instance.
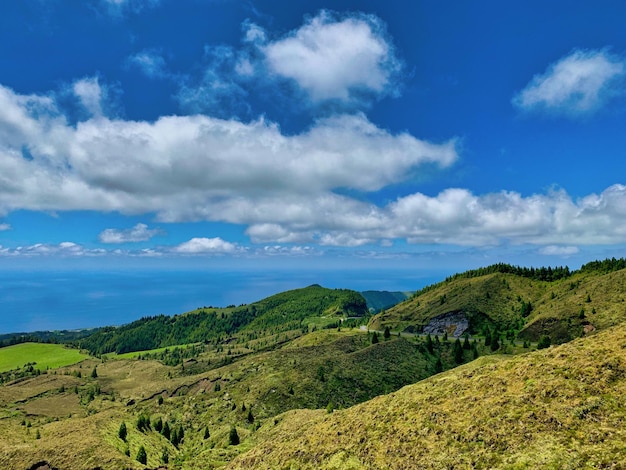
[79,285,367,355]
[371,261,626,343]
[230,324,626,469]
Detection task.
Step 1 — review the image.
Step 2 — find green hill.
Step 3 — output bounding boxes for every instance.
[78,285,367,355]
[370,259,626,344]
[229,323,626,469]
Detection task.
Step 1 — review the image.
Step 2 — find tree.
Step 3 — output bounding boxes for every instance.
[453,338,464,364]
[247,408,254,424]
[537,335,551,349]
[484,329,492,346]
[383,327,391,340]
[136,446,147,465]
[161,421,171,440]
[91,367,98,378]
[371,332,379,344]
[229,426,240,445]
[434,358,443,373]
[425,334,434,353]
[490,331,500,352]
[153,416,163,433]
[462,335,471,350]
[118,422,127,441]
[203,427,210,439]
[472,343,479,359]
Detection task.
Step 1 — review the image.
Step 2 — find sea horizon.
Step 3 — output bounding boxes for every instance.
[0,268,446,335]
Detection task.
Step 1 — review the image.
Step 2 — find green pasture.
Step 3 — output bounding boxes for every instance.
[0,342,89,373]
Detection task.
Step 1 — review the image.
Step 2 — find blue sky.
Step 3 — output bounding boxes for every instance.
[1,0,626,274]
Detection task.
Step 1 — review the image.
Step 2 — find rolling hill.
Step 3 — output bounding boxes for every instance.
[229,323,626,469]
[370,259,626,344]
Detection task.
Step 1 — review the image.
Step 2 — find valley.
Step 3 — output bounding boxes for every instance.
[1,260,626,469]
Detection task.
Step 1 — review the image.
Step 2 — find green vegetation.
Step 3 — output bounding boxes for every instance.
[1,258,626,469]
[230,324,626,469]
[79,285,367,356]
[372,257,626,345]
[0,343,88,374]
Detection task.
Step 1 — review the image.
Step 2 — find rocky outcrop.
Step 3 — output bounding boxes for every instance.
[422,311,469,337]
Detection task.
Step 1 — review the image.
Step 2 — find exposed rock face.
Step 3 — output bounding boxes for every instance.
[422,311,469,337]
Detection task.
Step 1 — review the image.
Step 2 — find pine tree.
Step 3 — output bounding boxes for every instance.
[484,329,492,346]
[434,358,443,373]
[426,334,434,353]
[229,426,240,445]
[247,408,254,424]
[90,367,98,378]
[203,427,210,439]
[453,338,464,364]
[463,335,471,350]
[161,421,171,440]
[490,331,500,352]
[371,332,379,344]
[118,422,127,441]
[383,327,391,340]
[136,446,147,465]
[472,343,479,359]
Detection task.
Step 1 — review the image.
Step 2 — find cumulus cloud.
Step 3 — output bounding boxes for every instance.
[0,83,456,220]
[263,11,402,103]
[99,223,161,243]
[513,49,626,116]
[0,223,10,231]
[174,237,241,254]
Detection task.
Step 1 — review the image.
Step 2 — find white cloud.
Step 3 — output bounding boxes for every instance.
[73,77,104,117]
[0,223,10,231]
[263,11,402,103]
[539,245,580,256]
[1,242,106,257]
[174,237,241,254]
[5,80,626,251]
[513,49,626,116]
[127,50,167,79]
[0,83,456,221]
[99,223,161,243]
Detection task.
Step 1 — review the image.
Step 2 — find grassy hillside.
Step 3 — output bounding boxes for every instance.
[2,327,483,469]
[79,285,367,355]
[230,324,626,469]
[371,260,626,344]
[0,343,89,373]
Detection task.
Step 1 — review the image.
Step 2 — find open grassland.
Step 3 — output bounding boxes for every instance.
[0,342,89,372]
[230,324,626,469]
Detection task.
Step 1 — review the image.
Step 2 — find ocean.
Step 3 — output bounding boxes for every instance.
[0,268,444,334]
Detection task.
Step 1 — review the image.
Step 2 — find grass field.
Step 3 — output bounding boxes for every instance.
[0,343,89,372]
